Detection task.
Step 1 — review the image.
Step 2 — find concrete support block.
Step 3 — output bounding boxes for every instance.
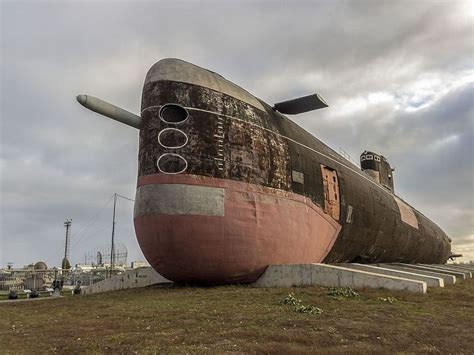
[253,264,313,288]
[455,264,474,271]
[344,264,444,287]
[81,267,171,295]
[447,264,474,276]
[379,264,456,285]
[419,264,472,278]
[447,264,474,272]
[254,264,427,293]
[439,265,474,277]
[393,264,466,280]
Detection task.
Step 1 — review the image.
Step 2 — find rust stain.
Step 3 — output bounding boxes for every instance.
[321,165,340,221]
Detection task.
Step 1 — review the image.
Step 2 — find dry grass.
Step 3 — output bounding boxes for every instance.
[1,280,473,354]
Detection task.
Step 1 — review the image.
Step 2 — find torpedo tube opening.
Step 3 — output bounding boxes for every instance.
[158,128,188,149]
[157,153,188,174]
[159,103,189,124]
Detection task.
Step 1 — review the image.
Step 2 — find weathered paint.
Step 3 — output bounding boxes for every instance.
[394,196,419,229]
[132,58,451,284]
[144,58,265,111]
[135,174,341,284]
[134,184,225,217]
[321,164,340,220]
[291,170,305,184]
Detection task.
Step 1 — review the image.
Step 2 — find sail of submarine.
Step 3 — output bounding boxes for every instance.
[77,58,452,285]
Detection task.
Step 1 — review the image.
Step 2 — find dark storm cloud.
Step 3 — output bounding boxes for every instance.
[1,0,473,266]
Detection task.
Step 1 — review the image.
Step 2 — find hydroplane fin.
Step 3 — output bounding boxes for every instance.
[273,93,328,114]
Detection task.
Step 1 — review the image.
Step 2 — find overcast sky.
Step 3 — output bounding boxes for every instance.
[1,0,473,268]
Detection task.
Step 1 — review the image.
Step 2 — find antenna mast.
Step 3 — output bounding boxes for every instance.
[62,219,72,272]
[110,193,117,276]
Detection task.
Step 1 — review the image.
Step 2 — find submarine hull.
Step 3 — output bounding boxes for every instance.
[134,58,451,284]
[134,174,340,284]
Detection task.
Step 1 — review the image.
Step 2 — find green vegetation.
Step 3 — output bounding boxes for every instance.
[327,286,360,299]
[378,296,397,304]
[1,281,473,353]
[281,292,323,314]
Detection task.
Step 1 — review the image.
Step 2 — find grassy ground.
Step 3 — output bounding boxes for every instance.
[1,280,473,354]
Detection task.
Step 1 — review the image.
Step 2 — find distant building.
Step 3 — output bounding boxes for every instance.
[23,261,54,290]
[74,264,95,273]
[131,261,149,269]
[0,270,23,291]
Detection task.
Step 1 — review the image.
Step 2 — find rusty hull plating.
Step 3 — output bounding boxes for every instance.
[131,58,451,284]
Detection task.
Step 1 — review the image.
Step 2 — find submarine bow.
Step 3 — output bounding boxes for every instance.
[135,59,341,284]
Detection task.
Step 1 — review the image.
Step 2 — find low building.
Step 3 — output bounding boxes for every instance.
[131,261,149,269]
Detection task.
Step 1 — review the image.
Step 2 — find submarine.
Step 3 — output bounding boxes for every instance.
[77,58,452,285]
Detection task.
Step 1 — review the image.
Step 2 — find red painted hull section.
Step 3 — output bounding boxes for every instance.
[134,174,341,284]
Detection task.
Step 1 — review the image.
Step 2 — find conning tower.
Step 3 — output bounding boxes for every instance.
[360,151,394,192]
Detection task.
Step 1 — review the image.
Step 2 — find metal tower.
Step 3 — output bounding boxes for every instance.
[62,219,72,270]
